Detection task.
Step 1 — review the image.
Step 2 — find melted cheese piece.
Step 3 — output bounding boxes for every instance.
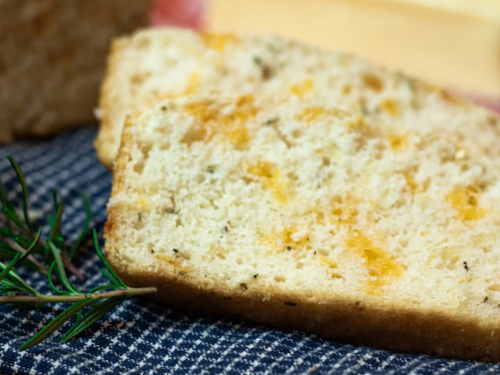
[261,225,312,254]
[181,94,257,149]
[298,107,349,123]
[380,99,402,117]
[388,134,408,152]
[155,254,190,274]
[289,79,314,97]
[200,32,240,52]
[446,186,486,222]
[247,161,287,203]
[345,230,404,295]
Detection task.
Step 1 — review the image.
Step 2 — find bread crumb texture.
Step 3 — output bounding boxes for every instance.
[96,28,500,167]
[106,96,500,324]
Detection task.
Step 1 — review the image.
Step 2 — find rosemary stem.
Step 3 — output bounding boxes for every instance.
[1,236,49,275]
[0,218,33,242]
[0,218,85,281]
[60,250,84,282]
[0,287,157,305]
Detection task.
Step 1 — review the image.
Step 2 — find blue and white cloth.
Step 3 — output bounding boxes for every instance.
[0,127,499,374]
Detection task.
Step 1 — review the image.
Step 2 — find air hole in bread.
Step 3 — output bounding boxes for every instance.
[177,251,191,260]
[342,84,352,96]
[287,171,298,182]
[133,161,145,174]
[392,198,405,209]
[488,284,500,292]
[197,174,206,184]
[438,248,461,270]
[421,178,430,193]
[460,163,470,172]
[159,142,171,151]
[134,144,152,172]
[130,72,152,86]
[136,233,146,244]
[372,143,385,160]
[134,35,151,49]
[399,238,409,248]
[181,126,207,145]
[147,242,155,254]
[133,216,145,230]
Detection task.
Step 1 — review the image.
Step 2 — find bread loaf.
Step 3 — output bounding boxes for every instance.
[105,94,500,361]
[96,28,500,168]
[0,0,151,142]
[204,0,500,99]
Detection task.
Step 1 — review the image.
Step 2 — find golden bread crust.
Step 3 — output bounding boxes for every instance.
[96,37,133,168]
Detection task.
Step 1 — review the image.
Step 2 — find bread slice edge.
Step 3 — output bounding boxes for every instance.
[95,36,133,168]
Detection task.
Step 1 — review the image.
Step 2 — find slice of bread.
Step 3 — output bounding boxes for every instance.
[0,0,151,143]
[96,27,500,168]
[105,94,500,361]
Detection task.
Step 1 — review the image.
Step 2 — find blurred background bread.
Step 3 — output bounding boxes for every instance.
[0,0,151,143]
[95,28,500,168]
[204,0,500,111]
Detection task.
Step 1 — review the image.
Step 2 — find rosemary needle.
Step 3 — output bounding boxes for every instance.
[0,156,157,350]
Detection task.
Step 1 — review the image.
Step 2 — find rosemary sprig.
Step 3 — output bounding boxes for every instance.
[0,156,157,350]
[0,156,84,279]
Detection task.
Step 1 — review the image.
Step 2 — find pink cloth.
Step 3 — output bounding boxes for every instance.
[470,97,500,114]
[150,0,204,29]
[449,90,500,114]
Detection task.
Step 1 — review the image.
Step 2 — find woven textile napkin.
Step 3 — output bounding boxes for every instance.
[0,127,499,375]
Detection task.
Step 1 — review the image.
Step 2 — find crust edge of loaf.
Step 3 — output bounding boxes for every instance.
[105,263,500,363]
[95,36,133,169]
